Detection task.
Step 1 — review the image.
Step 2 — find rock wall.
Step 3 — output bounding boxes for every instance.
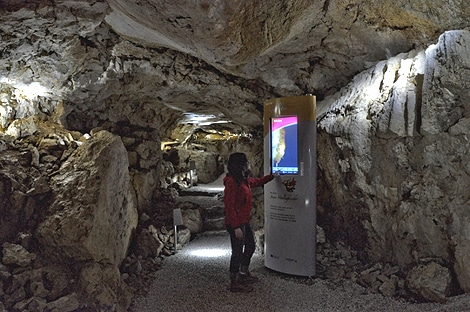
[317,30,470,293]
[162,147,224,186]
[0,0,469,306]
[37,130,137,265]
[0,125,140,311]
[37,129,138,309]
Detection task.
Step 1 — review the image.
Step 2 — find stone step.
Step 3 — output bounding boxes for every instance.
[176,182,227,231]
[175,192,226,232]
[179,185,224,197]
[203,217,225,231]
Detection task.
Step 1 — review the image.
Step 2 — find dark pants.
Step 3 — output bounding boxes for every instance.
[227,224,256,274]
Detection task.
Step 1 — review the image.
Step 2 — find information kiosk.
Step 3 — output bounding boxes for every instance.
[263,95,316,276]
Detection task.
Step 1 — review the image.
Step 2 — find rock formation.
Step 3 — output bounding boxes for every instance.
[317,29,470,294]
[1,0,470,310]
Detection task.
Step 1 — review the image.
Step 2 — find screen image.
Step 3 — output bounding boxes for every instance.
[271,116,298,175]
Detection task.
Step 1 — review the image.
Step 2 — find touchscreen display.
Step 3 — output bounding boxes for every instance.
[271,116,298,175]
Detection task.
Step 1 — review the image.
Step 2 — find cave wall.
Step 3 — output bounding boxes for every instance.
[1,0,470,309]
[317,29,470,292]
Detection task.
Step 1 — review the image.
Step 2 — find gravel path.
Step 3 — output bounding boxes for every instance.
[129,231,470,312]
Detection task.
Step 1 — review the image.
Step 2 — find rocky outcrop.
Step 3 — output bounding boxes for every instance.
[119,128,162,216]
[37,130,137,266]
[1,0,470,307]
[35,130,138,309]
[0,118,228,310]
[161,147,224,186]
[0,125,142,311]
[406,261,452,303]
[317,29,470,296]
[106,0,470,99]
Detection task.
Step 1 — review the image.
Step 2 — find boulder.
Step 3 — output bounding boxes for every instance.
[5,117,37,139]
[45,292,80,312]
[182,208,204,234]
[36,130,138,309]
[134,225,165,259]
[78,264,132,311]
[1,243,36,267]
[167,148,223,185]
[37,130,137,265]
[406,261,451,303]
[176,227,191,248]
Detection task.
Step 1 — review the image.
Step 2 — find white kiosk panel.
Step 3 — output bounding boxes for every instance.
[263,95,316,276]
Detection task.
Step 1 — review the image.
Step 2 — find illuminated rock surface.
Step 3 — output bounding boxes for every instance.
[0,0,470,310]
[317,29,470,293]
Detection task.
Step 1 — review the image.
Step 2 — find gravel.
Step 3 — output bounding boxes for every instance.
[129,231,470,312]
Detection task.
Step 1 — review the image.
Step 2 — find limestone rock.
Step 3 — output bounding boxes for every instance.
[3,0,466,150]
[316,225,326,244]
[45,292,80,312]
[0,148,48,244]
[164,148,223,185]
[134,225,165,259]
[131,168,159,215]
[5,117,37,139]
[188,150,223,184]
[105,0,470,101]
[254,228,265,254]
[79,264,132,311]
[135,140,160,169]
[37,130,138,265]
[0,0,470,306]
[176,227,191,248]
[1,243,36,267]
[35,130,137,310]
[42,266,71,302]
[317,29,470,295]
[30,280,49,298]
[182,208,204,234]
[12,296,48,311]
[0,266,72,312]
[379,275,399,297]
[406,262,451,303]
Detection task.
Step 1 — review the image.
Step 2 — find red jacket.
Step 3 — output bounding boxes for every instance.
[223,174,274,228]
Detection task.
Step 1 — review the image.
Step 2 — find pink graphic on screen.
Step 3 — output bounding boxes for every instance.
[271,116,298,175]
[271,116,297,132]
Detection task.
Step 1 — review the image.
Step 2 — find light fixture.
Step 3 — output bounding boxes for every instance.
[180,113,229,126]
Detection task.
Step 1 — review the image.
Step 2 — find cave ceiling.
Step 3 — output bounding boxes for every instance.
[1,0,469,139]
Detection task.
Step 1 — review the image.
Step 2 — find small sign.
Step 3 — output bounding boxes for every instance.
[173,208,183,226]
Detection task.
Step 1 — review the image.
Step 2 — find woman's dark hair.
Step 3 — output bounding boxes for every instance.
[227,152,248,184]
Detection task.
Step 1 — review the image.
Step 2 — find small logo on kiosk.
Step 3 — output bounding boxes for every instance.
[282,178,296,192]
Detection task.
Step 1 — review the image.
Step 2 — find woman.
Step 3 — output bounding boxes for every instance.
[223,152,275,292]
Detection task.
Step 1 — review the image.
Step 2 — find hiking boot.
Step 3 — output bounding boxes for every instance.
[239,271,259,284]
[230,273,254,293]
[240,266,260,284]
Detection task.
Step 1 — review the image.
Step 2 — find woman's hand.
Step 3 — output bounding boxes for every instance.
[235,227,244,240]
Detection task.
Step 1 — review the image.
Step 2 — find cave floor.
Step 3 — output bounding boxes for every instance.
[129,229,470,312]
